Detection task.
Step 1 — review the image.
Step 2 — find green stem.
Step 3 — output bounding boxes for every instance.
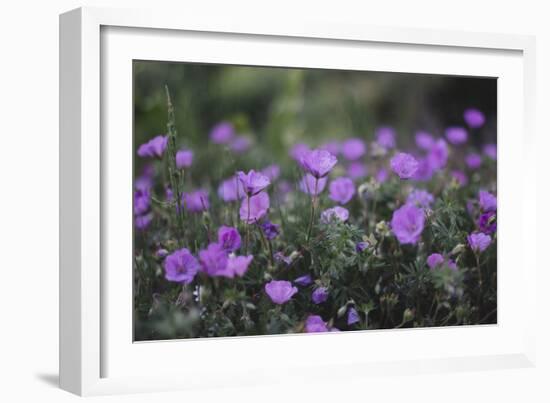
[164,85,186,245]
[257,225,274,266]
[245,195,251,253]
[475,253,483,318]
[306,178,319,243]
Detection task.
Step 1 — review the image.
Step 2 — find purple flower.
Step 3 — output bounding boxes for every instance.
[347,161,367,179]
[407,189,434,209]
[135,164,154,191]
[341,138,366,161]
[237,170,271,196]
[467,232,492,253]
[448,260,458,271]
[356,241,369,252]
[479,190,497,212]
[321,206,349,224]
[445,127,468,145]
[155,248,169,258]
[137,135,168,158]
[465,152,482,169]
[226,255,253,277]
[427,253,445,269]
[376,126,396,149]
[347,307,360,325]
[182,190,209,213]
[276,180,292,203]
[134,188,150,216]
[261,164,281,181]
[299,174,327,196]
[199,243,229,277]
[218,176,245,202]
[415,131,435,150]
[175,149,193,169]
[483,143,497,160]
[274,252,292,266]
[217,226,241,252]
[290,143,311,161]
[320,141,341,155]
[209,121,235,144]
[391,203,425,245]
[427,139,448,170]
[312,287,329,304]
[428,254,457,270]
[230,136,251,153]
[300,149,338,178]
[478,211,497,234]
[464,108,486,128]
[390,152,419,179]
[329,177,356,204]
[451,170,468,186]
[135,213,153,230]
[412,158,434,181]
[376,168,389,183]
[239,191,270,223]
[305,315,328,333]
[261,220,280,240]
[294,274,313,286]
[265,280,298,304]
[164,248,200,284]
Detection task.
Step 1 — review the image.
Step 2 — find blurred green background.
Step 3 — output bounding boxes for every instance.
[133,60,496,177]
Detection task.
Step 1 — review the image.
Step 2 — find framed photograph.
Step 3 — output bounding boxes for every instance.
[60,7,537,396]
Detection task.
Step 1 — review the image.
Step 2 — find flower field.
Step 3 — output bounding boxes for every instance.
[133,63,497,340]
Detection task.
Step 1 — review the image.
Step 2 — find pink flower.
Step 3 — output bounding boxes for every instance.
[300,149,338,178]
[237,170,271,196]
[226,255,253,277]
[467,232,491,253]
[218,176,245,202]
[427,253,444,269]
[445,127,468,145]
[265,280,298,304]
[415,131,435,150]
[329,177,356,204]
[182,190,209,213]
[290,143,311,161]
[465,152,482,169]
[305,315,328,332]
[164,248,200,284]
[210,121,235,144]
[217,226,241,252]
[347,161,367,179]
[390,152,419,179]
[341,138,366,161]
[479,190,497,212]
[391,204,425,245]
[137,135,168,158]
[239,191,270,223]
[299,174,327,196]
[427,139,448,170]
[175,149,193,168]
[375,126,396,149]
[321,206,349,223]
[464,108,486,128]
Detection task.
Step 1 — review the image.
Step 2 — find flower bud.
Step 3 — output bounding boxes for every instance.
[451,243,466,255]
[403,308,414,323]
[375,220,390,237]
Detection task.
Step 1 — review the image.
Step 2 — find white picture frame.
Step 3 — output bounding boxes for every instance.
[59,6,537,396]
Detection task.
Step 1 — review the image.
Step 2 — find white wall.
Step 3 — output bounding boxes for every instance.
[0,1,548,402]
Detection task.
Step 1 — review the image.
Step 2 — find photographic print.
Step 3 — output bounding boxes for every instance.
[133,61,497,341]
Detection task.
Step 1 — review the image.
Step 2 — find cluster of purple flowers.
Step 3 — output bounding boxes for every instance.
[135,103,496,337]
[163,225,253,283]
